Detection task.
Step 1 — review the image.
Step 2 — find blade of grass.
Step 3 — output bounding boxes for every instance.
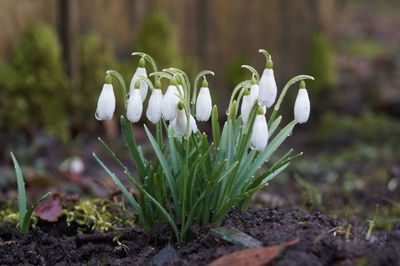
[21,192,51,233]
[10,152,26,229]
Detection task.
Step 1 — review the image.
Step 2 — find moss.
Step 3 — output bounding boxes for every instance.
[64,199,136,232]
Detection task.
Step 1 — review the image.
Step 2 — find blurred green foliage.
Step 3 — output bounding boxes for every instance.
[73,33,116,129]
[0,25,69,140]
[224,55,250,89]
[135,10,182,69]
[343,40,387,59]
[314,111,400,146]
[308,32,337,95]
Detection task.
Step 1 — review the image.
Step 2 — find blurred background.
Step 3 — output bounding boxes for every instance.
[0,0,399,229]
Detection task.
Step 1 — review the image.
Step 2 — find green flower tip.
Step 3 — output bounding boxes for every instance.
[202,77,208,88]
[105,74,112,84]
[155,80,161,89]
[299,80,306,89]
[134,80,140,89]
[266,57,273,69]
[251,75,257,85]
[257,105,264,115]
[138,57,146,68]
[171,76,178,86]
[177,101,184,110]
[244,87,250,96]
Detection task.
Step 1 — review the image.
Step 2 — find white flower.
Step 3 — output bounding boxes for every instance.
[162,81,180,121]
[249,83,259,104]
[95,81,115,121]
[240,90,252,125]
[189,115,198,133]
[146,88,163,124]
[294,81,310,124]
[171,104,198,136]
[251,107,269,151]
[258,66,277,108]
[129,58,148,102]
[196,79,212,121]
[126,88,143,123]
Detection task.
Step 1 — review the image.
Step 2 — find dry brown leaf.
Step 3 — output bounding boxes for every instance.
[208,238,300,266]
[34,193,63,222]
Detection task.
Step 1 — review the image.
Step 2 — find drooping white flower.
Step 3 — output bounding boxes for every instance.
[189,115,198,133]
[249,83,259,104]
[251,106,269,151]
[129,57,148,102]
[240,88,252,125]
[162,77,180,121]
[294,81,310,124]
[196,78,212,121]
[146,88,163,124]
[126,84,143,123]
[258,58,277,108]
[95,75,116,121]
[171,103,198,136]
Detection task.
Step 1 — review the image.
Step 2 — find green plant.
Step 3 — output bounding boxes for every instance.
[0,25,69,140]
[93,50,313,242]
[10,152,51,233]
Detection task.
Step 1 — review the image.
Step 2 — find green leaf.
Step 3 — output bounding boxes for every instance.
[212,105,221,147]
[10,152,26,229]
[268,115,282,137]
[144,125,178,208]
[93,153,147,230]
[120,116,147,180]
[124,170,180,241]
[21,192,51,233]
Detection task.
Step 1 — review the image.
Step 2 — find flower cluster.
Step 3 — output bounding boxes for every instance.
[93,50,313,242]
[95,51,311,151]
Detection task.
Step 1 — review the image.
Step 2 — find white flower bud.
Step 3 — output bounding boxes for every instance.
[196,79,212,121]
[126,88,143,123]
[162,84,180,121]
[258,68,277,108]
[146,89,163,124]
[189,115,198,133]
[129,67,148,102]
[240,90,252,125]
[95,81,115,121]
[171,108,187,136]
[251,107,269,151]
[294,82,310,124]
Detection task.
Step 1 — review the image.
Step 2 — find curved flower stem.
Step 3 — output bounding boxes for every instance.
[269,75,315,123]
[258,49,271,60]
[149,71,173,80]
[131,52,158,74]
[136,75,155,91]
[227,80,251,114]
[192,70,215,113]
[106,69,128,110]
[241,65,260,82]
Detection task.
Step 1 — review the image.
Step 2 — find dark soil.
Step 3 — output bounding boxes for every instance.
[1,207,399,266]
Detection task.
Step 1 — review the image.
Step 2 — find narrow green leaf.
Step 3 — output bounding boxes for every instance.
[144,125,178,208]
[124,170,180,241]
[211,105,221,147]
[120,116,147,180]
[21,192,51,233]
[268,115,282,137]
[10,152,26,228]
[93,153,146,230]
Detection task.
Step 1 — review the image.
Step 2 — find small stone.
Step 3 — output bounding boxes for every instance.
[211,226,262,248]
[151,245,180,266]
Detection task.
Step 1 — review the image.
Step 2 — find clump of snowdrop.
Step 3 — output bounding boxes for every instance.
[93,50,314,243]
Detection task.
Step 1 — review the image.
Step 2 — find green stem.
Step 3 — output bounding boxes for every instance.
[106,70,128,110]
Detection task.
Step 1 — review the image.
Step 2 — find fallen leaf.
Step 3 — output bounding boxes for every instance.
[208,238,300,266]
[34,193,63,222]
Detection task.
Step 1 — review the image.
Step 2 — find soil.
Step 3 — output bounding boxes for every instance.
[1,207,399,266]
